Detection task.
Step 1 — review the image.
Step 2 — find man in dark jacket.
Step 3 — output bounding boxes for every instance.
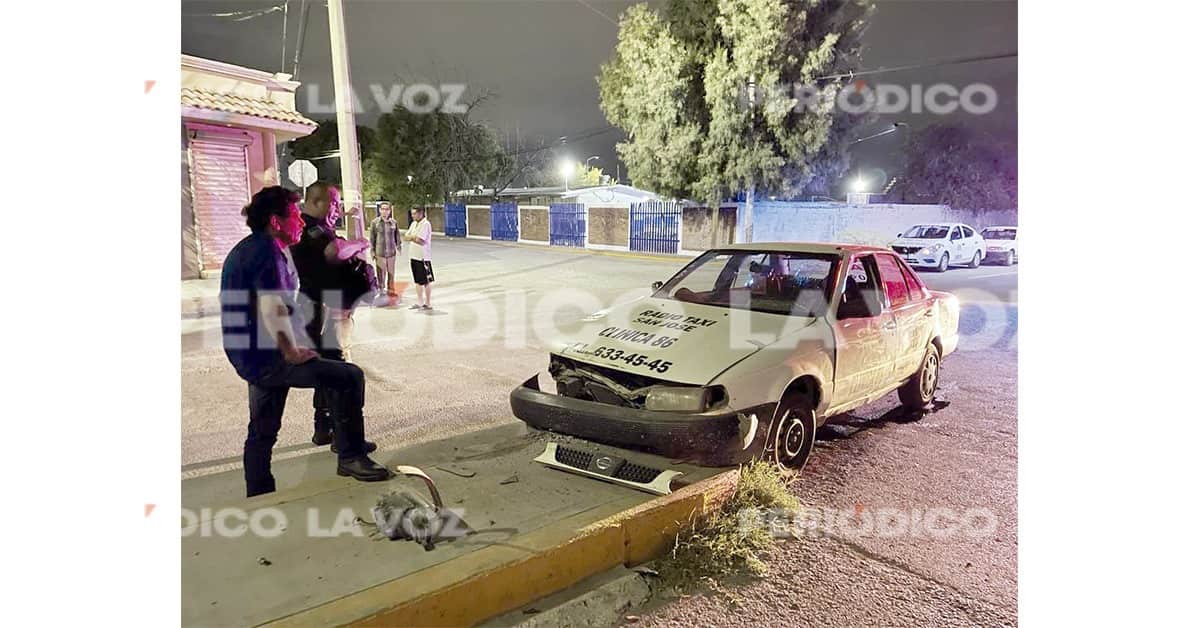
[219,186,389,497]
[291,181,377,453]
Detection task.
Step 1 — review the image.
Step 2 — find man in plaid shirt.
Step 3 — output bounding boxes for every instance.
[369,201,401,299]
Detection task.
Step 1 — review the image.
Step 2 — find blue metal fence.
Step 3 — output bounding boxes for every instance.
[549,202,587,247]
[490,202,519,241]
[629,201,682,254]
[444,203,467,237]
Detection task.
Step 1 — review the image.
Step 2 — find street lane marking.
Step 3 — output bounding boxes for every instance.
[964,270,1018,280]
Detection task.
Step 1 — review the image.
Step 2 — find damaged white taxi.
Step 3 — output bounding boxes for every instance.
[510,243,960,471]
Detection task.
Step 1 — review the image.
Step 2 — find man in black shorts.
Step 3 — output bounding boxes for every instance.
[403,206,435,310]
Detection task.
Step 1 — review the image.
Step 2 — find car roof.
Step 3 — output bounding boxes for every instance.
[907,222,965,228]
[713,242,888,255]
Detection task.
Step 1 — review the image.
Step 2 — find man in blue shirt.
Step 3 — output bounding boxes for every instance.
[221,186,390,497]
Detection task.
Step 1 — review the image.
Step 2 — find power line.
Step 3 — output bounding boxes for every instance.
[817,51,1017,82]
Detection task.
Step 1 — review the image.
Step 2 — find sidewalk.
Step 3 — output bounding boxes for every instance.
[183,423,727,626]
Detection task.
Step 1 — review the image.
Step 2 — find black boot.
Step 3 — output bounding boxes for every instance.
[336,456,391,482]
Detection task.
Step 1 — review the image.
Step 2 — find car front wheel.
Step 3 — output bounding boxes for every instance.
[1003,250,1014,266]
[899,342,941,412]
[763,392,816,471]
[935,252,950,272]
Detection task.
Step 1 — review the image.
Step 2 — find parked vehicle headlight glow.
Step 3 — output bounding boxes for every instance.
[645,386,725,412]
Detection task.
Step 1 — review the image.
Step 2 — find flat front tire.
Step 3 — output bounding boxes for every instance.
[763,393,816,471]
[899,343,941,412]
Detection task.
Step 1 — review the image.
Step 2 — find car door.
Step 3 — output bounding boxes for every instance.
[949,226,965,263]
[830,254,899,408]
[878,253,934,379]
[962,225,982,259]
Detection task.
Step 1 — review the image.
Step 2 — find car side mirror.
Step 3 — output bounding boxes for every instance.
[897,232,902,238]
[651,281,664,291]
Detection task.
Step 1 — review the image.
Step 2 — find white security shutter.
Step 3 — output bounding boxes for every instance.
[191,138,251,271]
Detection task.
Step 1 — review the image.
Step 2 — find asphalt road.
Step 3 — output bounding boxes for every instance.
[180,238,1017,625]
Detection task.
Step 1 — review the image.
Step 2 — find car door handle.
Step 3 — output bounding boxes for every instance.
[882,321,897,330]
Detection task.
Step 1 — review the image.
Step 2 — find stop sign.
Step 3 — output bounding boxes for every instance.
[287,159,318,189]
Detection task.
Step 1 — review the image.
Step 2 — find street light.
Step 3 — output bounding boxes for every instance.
[559,159,575,191]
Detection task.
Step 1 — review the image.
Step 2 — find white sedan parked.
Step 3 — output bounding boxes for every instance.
[981,226,1018,265]
[890,223,986,272]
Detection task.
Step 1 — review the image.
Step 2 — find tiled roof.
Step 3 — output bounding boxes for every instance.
[181,87,317,127]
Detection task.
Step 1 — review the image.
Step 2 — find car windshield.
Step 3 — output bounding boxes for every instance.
[902,225,950,239]
[982,228,1017,240]
[654,250,838,316]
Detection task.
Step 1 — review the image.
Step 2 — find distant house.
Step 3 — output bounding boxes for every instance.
[181,54,317,279]
[560,184,659,208]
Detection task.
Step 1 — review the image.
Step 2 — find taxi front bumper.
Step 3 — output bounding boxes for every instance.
[509,375,774,466]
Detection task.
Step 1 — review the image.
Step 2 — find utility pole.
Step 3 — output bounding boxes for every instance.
[742,78,757,244]
[326,0,364,239]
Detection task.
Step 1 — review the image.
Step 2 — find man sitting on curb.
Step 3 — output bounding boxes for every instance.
[220,185,391,497]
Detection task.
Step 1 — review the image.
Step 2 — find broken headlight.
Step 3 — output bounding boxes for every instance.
[644,385,726,413]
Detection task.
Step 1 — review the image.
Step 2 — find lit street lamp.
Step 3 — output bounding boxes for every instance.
[560,159,575,191]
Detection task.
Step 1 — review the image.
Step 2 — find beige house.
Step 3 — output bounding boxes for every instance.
[181,54,317,278]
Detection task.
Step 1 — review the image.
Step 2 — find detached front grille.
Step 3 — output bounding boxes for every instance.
[892,246,921,255]
[553,444,665,484]
[535,442,682,496]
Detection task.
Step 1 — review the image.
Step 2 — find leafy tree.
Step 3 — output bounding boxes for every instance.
[287,119,376,184]
[599,0,873,238]
[899,123,1016,210]
[366,106,501,206]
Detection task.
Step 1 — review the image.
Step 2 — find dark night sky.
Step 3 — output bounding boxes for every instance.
[182,0,1016,190]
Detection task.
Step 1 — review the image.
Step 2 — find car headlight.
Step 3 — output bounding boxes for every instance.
[919,247,930,255]
[644,386,726,413]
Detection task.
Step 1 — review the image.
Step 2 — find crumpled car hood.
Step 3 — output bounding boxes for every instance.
[548,296,818,385]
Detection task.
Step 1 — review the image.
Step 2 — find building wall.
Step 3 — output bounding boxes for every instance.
[467,206,490,237]
[520,206,549,241]
[424,205,445,233]
[587,206,629,247]
[681,206,738,251]
[737,201,1018,246]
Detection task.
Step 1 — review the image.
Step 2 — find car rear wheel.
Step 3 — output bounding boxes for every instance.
[968,250,982,268]
[935,252,950,272]
[763,392,816,471]
[1003,250,1014,266]
[899,343,941,412]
